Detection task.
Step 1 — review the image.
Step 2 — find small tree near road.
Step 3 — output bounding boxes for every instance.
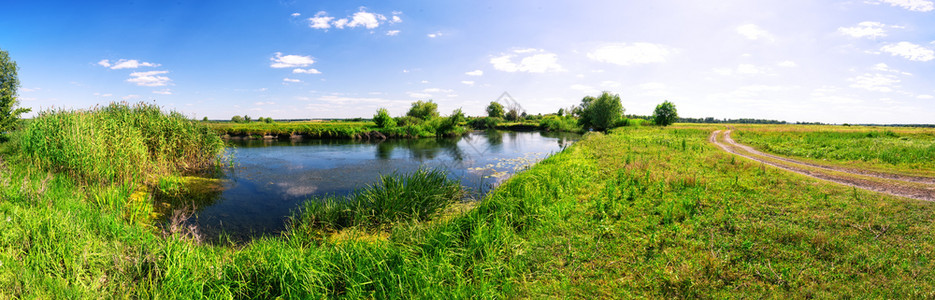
[652,100,678,126]
[0,48,31,132]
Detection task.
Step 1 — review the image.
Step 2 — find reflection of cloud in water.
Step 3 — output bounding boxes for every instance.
[275,182,318,196]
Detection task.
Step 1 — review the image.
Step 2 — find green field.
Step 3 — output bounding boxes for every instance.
[2,111,934,298]
[733,125,935,177]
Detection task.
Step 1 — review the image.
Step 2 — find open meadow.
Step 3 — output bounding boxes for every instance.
[1,108,934,297]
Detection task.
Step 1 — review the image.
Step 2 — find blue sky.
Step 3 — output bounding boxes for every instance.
[2,0,933,124]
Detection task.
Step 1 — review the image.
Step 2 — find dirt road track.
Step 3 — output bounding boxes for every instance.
[710,130,935,202]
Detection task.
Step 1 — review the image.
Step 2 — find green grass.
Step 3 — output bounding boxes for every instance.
[2,119,935,298]
[733,125,935,176]
[293,168,463,232]
[14,102,225,185]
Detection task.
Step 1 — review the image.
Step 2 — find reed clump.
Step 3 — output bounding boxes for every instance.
[13,102,225,185]
[294,168,463,232]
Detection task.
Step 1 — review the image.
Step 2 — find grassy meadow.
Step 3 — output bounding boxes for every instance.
[732,125,935,177]
[1,107,934,298]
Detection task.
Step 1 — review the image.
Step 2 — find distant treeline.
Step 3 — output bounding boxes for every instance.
[627,115,798,125]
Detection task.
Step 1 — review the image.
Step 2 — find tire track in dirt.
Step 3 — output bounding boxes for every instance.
[710,130,935,202]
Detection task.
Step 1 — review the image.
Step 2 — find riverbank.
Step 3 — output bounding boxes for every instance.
[2,123,934,297]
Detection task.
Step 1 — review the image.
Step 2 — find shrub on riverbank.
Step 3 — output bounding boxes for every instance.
[294,168,463,232]
[14,102,225,185]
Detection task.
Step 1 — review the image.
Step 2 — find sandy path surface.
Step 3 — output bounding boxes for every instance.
[710,130,935,202]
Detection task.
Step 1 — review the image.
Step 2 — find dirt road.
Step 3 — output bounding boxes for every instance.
[710,130,935,202]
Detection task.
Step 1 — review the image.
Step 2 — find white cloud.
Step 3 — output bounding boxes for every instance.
[427,32,442,38]
[309,11,333,29]
[736,24,775,41]
[293,68,322,74]
[254,101,276,106]
[153,89,172,95]
[93,92,113,97]
[872,63,912,75]
[587,43,674,66]
[20,87,40,92]
[868,0,934,12]
[465,70,483,76]
[386,30,400,36]
[348,10,381,29]
[122,94,140,100]
[291,13,301,17]
[333,18,349,29]
[777,60,798,67]
[420,80,429,83]
[391,15,402,23]
[917,94,934,99]
[98,59,160,69]
[491,49,565,73]
[127,70,171,87]
[283,78,301,83]
[880,42,935,61]
[422,88,453,93]
[271,52,316,68]
[461,80,475,86]
[838,22,899,39]
[849,73,900,92]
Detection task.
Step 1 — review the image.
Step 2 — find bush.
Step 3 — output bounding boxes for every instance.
[406,100,439,120]
[469,117,502,129]
[373,108,395,128]
[539,115,580,132]
[294,168,462,231]
[652,100,678,126]
[577,92,624,131]
[15,102,225,185]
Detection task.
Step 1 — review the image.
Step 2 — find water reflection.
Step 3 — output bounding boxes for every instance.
[190,130,578,242]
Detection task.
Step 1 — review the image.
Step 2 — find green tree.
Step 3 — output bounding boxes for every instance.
[652,100,678,126]
[202,116,209,121]
[406,100,439,120]
[577,92,623,131]
[243,115,252,123]
[373,108,395,128]
[231,115,244,123]
[578,92,624,131]
[0,48,31,132]
[485,101,504,118]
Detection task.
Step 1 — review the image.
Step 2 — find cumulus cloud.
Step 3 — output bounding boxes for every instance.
[293,68,322,74]
[736,24,775,41]
[386,30,400,36]
[461,80,475,86]
[348,10,381,29]
[849,73,900,92]
[880,42,935,61]
[283,78,301,83]
[98,59,160,69]
[307,8,400,31]
[587,43,674,66]
[838,21,901,39]
[270,52,316,68]
[127,70,171,87]
[868,0,934,12]
[309,11,333,29]
[491,49,565,73]
[465,70,483,76]
[872,63,912,75]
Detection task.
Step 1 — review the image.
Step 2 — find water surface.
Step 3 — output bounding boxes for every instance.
[189,130,578,241]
